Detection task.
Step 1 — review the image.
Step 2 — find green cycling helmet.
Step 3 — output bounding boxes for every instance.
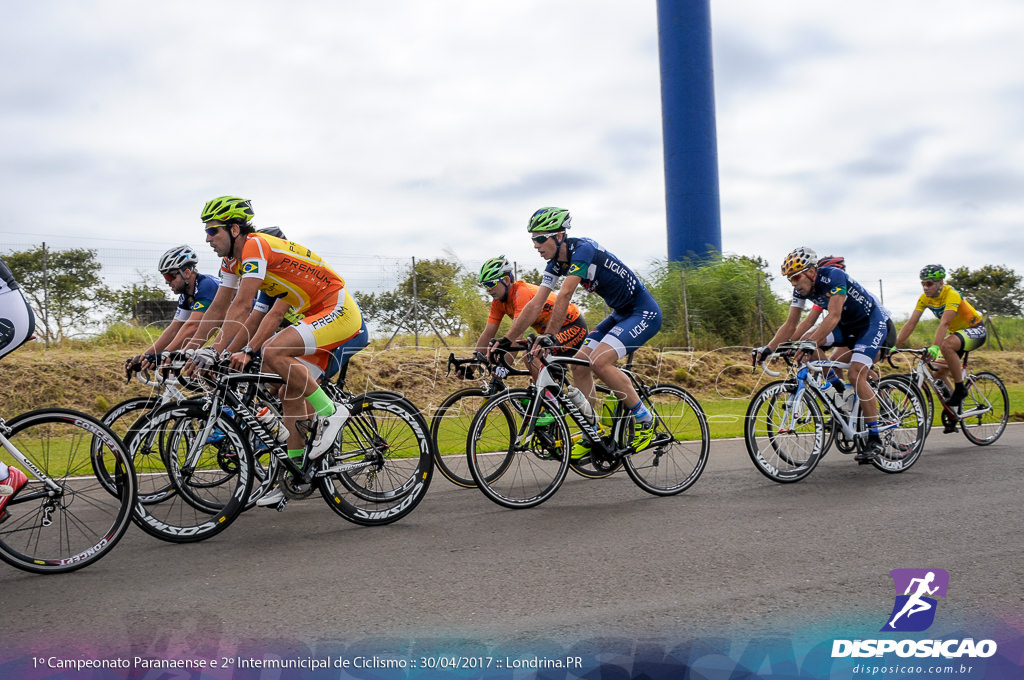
[920,264,945,281]
[478,256,513,286]
[527,207,571,233]
[201,196,254,224]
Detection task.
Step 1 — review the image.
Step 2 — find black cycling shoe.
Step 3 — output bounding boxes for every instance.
[946,384,968,409]
[855,435,883,464]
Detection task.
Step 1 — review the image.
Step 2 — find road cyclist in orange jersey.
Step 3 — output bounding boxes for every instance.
[893,264,987,409]
[183,196,367,507]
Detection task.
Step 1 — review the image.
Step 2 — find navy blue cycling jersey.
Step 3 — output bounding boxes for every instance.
[541,237,648,312]
[173,272,220,322]
[791,266,877,328]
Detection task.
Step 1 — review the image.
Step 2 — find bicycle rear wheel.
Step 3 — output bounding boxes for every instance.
[467,389,571,509]
[959,372,1009,446]
[744,381,826,483]
[870,377,926,473]
[623,385,709,496]
[0,409,136,574]
[318,392,433,526]
[429,387,491,488]
[125,403,253,543]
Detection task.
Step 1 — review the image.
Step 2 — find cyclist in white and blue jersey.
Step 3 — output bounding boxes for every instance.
[0,256,36,516]
[754,247,889,463]
[501,207,661,455]
[129,245,220,371]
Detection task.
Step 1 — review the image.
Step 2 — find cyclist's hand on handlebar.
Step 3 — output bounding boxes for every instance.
[228,351,251,372]
[751,345,771,366]
[487,336,513,362]
[927,344,941,359]
[794,340,817,362]
[529,333,555,360]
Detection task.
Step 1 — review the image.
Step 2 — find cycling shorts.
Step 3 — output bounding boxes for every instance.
[324,319,370,381]
[551,317,588,357]
[953,323,987,356]
[290,288,364,376]
[584,292,662,359]
[0,288,35,362]
[822,309,888,366]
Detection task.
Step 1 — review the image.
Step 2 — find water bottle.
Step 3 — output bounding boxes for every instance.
[601,393,619,427]
[841,386,856,413]
[256,406,289,443]
[567,387,596,424]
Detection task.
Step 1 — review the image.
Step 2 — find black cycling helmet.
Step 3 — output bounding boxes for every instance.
[257,226,286,239]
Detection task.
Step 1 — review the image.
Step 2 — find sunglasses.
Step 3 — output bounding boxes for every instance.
[788,270,808,285]
[531,233,555,244]
[481,279,502,290]
[162,271,180,283]
[204,224,227,237]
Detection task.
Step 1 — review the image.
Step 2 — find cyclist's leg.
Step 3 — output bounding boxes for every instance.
[947,325,987,407]
[848,314,887,461]
[323,318,369,383]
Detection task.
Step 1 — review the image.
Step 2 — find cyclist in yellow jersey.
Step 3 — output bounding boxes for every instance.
[184,197,363,506]
[894,264,987,407]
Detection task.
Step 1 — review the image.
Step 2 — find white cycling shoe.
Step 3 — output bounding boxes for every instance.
[308,403,350,460]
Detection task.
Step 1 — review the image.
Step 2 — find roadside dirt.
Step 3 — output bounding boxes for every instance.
[2,342,1021,419]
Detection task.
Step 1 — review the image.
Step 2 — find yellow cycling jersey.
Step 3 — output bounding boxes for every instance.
[914,285,982,333]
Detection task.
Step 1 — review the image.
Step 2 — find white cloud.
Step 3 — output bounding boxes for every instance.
[1,0,1021,316]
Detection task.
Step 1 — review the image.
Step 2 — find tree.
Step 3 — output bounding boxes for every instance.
[3,245,110,342]
[947,265,1023,316]
[354,257,470,337]
[98,272,171,325]
[646,252,789,348]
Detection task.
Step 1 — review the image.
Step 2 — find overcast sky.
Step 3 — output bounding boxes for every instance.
[2,1,1022,316]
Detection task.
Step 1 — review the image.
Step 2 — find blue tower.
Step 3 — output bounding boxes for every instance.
[657,0,722,263]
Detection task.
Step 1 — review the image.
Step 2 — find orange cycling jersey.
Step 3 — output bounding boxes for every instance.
[914,284,982,334]
[219,233,344,313]
[488,281,581,332]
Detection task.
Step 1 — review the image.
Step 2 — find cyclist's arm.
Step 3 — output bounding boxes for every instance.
[503,284,551,341]
[144,319,184,357]
[793,306,822,340]
[766,306,804,350]
[182,284,235,351]
[475,321,501,353]
[163,311,208,354]
[212,276,263,353]
[543,276,581,336]
[248,298,291,352]
[806,294,844,347]
[894,309,923,347]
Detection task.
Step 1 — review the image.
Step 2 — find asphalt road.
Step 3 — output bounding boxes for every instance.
[5,424,1022,662]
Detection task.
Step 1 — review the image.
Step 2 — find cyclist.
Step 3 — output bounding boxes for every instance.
[792,254,896,402]
[128,245,220,372]
[505,207,662,456]
[184,196,365,505]
[893,264,986,408]
[475,255,588,379]
[0,256,36,518]
[754,247,889,463]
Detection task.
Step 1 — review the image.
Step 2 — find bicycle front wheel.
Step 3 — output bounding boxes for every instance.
[744,381,826,483]
[960,372,1009,446]
[125,403,253,543]
[0,409,136,574]
[623,385,709,496]
[467,389,571,509]
[429,387,492,488]
[318,392,433,526]
[871,377,926,473]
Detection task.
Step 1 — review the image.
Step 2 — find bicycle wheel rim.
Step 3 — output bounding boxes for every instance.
[960,372,1009,446]
[623,385,710,496]
[744,381,825,483]
[0,409,136,574]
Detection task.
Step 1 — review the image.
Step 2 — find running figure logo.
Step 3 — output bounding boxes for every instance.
[881,568,949,632]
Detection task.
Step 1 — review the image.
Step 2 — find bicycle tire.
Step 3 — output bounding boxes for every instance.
[429,387,492,488]
[959,372,1009,446]
[0,408,136,574]
[890,373,935,439]
[744,381,826,483]
[870,376,926,473]
[623,384,710,496]
[317,392,433,526]
[467,389,571,509]
[93,396,173,503]
[124,402,254,543]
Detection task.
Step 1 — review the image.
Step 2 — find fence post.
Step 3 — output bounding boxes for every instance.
[411,256,419,347]
[984,315,1004,351]
[757,271,763,346]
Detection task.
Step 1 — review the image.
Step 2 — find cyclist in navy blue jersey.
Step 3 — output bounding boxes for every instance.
[754,247,888,462]
[129,245,220,371]
[501,207,661,455]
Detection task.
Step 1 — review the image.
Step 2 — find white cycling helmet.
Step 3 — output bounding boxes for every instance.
[158,245,199,274]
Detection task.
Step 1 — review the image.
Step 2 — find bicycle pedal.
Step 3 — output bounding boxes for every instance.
[274,497,289,512]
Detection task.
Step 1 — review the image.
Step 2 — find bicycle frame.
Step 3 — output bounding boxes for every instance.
[901,352,992,423]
